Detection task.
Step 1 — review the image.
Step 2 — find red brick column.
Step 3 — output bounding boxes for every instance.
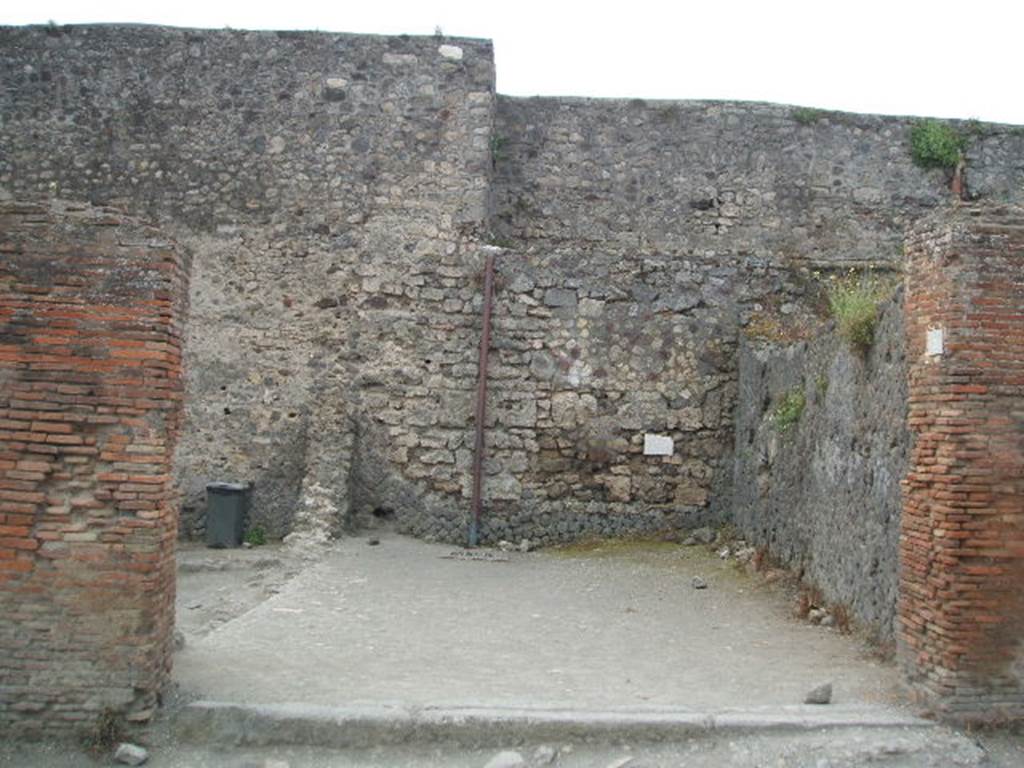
[0,201,190,737]
[901,204,1024,721]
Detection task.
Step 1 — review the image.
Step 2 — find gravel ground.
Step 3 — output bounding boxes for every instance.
[172,533,902,711]
[175,543,308,639]
[5,534,1021,767]
[3,724,1022,767]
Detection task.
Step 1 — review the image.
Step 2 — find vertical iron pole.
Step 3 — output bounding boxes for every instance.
[468,252,496,547]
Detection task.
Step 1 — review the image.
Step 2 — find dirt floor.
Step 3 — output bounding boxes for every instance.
[172,532,902,711]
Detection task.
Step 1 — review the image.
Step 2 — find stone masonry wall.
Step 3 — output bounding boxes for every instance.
[0,201,189,737]
[900,204,1024,720]
[732,290,909,639]
[489,97,1020,536]
[3,25,1024,546]
[492,97,1024,269]
[0,24,496,539]
[344,241,733,544]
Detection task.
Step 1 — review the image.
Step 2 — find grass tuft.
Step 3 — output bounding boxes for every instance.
[244,524,266,546]
[771,389,806,433]
[825,269,894,355]
[82,708,125,754]
[791,106,827,126]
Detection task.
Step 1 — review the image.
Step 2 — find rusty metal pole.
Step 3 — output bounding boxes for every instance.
[468,251,496,548]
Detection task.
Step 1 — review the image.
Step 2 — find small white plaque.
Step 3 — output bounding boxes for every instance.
[926,327,944,356]
[643,434,674,456]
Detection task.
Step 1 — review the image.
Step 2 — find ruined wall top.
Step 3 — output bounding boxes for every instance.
[0,24,496,236]
[4,24,1024,256]
[493,96,1024,269]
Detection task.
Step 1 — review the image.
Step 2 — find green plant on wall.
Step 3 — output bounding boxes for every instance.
[815,372,829,399]
[824,268,894,355]
[791,106,827,126]
[771,388,806,433]
[909,120,965,170]
[490,134,509,167]
[82,708,124,753]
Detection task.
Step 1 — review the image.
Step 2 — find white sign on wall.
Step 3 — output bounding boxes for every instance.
[926,326,944,356]
[643,434,674,456]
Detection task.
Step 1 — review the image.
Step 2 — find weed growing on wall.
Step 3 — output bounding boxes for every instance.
[743,310,813,344]
[815,372,829,399]
[791,107,827,126]
[744,312,792,343]
[771,389,806,433]
[909,120,965,170]
[490,134,508,166]
[824,268,894,355]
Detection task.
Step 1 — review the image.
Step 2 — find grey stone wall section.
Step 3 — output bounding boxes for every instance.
[0,25,494,231]
[286,362,355,547]
[731,292,909,640]
[3,25,1023,546]
[489,96,1022,543]
[492,97,1024,269]
[0,24,496,537]
[342,242,732,545]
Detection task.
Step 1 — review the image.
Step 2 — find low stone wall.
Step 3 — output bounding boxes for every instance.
[732,287,909,639]
[0,201,189,737]
[900,204,1024,720]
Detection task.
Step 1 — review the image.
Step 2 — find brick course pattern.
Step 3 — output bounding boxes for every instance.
[0,201,189,737]
[901,204,1024,720]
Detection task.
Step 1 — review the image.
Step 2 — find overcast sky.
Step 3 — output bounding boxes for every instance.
[3,1,1021,125]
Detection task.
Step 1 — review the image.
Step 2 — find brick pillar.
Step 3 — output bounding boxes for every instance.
[901,204,1024,720]
[0,201,190,737]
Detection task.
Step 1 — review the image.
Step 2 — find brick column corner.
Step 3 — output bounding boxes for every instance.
[900,203,1024,721]
[0,200,191,738]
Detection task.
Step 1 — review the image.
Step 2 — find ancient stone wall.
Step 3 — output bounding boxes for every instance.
[0,201,189,737]
[3,25,1024,546]
[900,204,1024,720]
[0,25,492,231]
[732,290,909,639]
[488,96,1021,540]
[345,242,732,544]
[0,24,496,539]
[2,21,1024,727]
[492,96,1024,269]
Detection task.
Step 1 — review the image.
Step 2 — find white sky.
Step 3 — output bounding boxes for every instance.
[3,1,1021,125]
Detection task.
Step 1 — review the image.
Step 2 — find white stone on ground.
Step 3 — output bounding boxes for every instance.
[532,745,557,765]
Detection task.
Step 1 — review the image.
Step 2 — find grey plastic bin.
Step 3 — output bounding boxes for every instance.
[205,482,250,548]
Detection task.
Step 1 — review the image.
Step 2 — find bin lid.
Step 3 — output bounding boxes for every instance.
[206,481,249,493]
